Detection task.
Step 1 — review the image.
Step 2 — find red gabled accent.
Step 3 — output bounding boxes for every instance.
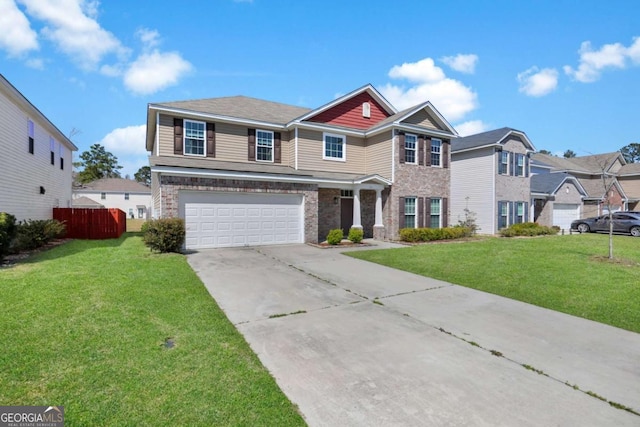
[306,92,391,129]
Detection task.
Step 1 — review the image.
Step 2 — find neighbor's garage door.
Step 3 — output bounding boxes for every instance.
[180,192,303,249]
[553,203,580,233]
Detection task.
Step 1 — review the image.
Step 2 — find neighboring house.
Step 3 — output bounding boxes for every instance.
[450,127,535,234]
[71,196,105,209]
[616,162,640,211]
[530,172,587,233]
[73,178,151,219]
[531,152,628,217]
[145,84,457,249]
[0,74,77,220]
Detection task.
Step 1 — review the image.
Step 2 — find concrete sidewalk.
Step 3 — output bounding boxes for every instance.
[187,242,640,426]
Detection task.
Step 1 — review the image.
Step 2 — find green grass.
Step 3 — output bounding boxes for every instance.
[0,234,305,426]
[347,234,640,333]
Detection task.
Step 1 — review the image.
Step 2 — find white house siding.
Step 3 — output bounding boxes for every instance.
[151,172,161,218]
[73,191,151,218]
[451,147,496,234]
[0,82,74,221]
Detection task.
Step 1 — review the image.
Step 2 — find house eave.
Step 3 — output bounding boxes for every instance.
[151,166,391,187]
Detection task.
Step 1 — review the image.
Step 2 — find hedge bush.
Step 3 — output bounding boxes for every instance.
[399,226,472,243]
[347,227,364,244]
[13,219,66,252]
[326,228,344,245]
[0,212,17,261]
[499,222,559,237]
[141,218,185,253]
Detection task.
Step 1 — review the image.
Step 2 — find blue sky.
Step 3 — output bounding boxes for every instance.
[2,0,639,177]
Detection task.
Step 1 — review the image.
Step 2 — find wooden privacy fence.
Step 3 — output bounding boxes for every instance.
[53,208,126,239]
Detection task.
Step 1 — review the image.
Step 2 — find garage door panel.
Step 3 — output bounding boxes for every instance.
[553,203,580,233]
[181,192,303,249]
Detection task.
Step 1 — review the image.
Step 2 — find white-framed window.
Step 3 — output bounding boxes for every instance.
[124,193,130,200]
[515,202,525,223]
[184,119,205,156]
[28,119,34,154]
[323,132,346,161]
[431,138,442,167]
[516,154,525,177]
[430,198,442,228]
[405,133,417,164]
[404,197,417,228]
[499,151,509,175]
[50,136,56,165]
[256,129,274,162]
[498,201,508,229]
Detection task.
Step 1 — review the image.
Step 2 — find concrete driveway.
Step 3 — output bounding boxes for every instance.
[187,243,640,426]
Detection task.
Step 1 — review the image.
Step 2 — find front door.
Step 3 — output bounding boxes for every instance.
[341,198,353,234]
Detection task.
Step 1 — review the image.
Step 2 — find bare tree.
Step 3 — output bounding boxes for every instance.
[600,170,615,259]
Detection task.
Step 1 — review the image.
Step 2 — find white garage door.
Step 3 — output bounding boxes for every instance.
[180,192,303,249]
[553,203,580,233]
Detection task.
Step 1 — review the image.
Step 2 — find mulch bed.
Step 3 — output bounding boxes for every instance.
[1,239,71,268]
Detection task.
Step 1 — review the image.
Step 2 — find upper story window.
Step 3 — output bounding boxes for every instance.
[101,192,106,200]
[28,119,35,154]
[184,120,205,156]
[323,133,346,161]
[405,134,417,164]
[124,193,130,200]
[404,197,417,228]
[50,136,56,165]
[256,130,274,162]
[499,151,509,175]
[515,153,526,177]
[431,139,442,167]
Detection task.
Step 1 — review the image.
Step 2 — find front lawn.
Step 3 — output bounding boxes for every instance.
[347,234,640,333]
[0,235,305,426]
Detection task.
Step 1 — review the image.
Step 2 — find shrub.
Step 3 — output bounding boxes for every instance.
[457,207,480,235]
[499,222,558,237]
[142,218,185,253]
[399,226,472,243]
[326,229,344,245]
[12,219,66,251]
[347,227,364,244]
[0,212,17,261]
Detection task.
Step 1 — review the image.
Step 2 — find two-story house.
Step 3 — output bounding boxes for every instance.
[72,178,152,219]
[450,127,535,234]
[531,152,628,218]
[145,84,457,249]
[0,74,77,221]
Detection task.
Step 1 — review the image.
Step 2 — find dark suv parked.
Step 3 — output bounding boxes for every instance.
[571,212,640,236]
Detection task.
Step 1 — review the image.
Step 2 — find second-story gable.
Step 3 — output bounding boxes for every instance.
[305,91,392,129]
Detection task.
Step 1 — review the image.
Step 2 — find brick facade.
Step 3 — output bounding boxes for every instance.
[160,175,319,243]
[318,188,340,242]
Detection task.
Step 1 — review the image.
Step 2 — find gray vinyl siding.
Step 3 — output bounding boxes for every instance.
[0,87,73,221]
[365,131,392,179]
[151,172,161,218]
[400,109,440,130]
[297,128,365,174]
[450,147,496,234]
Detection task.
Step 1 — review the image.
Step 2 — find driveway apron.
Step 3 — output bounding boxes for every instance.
[187,243,640,426]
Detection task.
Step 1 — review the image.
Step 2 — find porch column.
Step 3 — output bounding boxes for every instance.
[352,186,362,229]
[374,188,383,226]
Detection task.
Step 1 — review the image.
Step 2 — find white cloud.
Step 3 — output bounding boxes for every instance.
[99,124,147,156]
[517,66,558,97]
[123,50,192,95]
[137,27,160,49]
[388,57,445,83]
[441,54,478,74]
[454,120,489,137]
[564,38,639,83]
[627,36,640,64]
[18,0,128,70]
[380,57,478,121]
[25,57,44,69]
[0,0,39,56]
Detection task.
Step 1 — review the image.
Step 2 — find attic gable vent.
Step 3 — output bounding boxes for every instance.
[362,102,371,118]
